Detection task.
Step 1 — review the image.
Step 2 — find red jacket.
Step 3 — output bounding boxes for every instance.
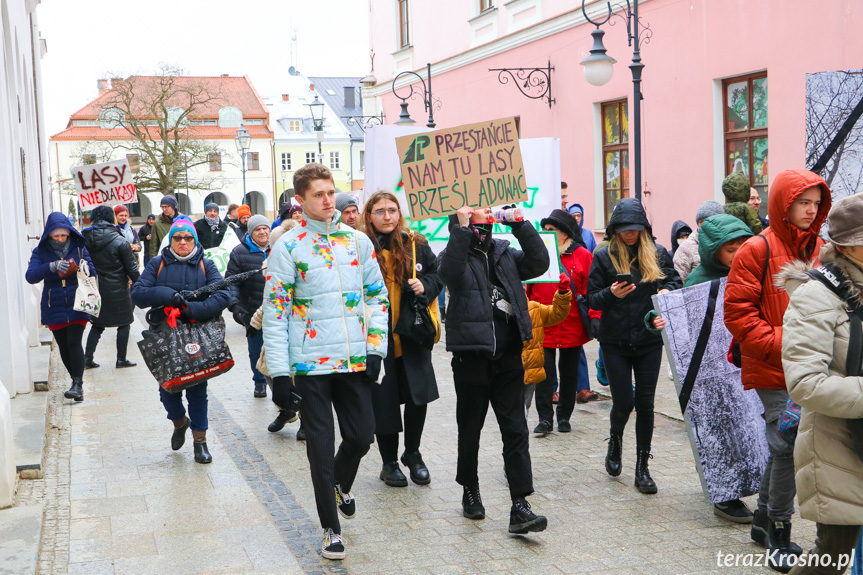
[527,240,597,348]
[724,169,831,390]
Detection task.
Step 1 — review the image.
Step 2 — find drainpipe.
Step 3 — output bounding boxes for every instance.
[29,9,51,221]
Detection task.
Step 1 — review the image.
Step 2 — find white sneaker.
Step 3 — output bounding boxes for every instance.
[322,528,345,560]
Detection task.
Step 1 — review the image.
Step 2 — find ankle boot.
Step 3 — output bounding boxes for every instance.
[605,433,622,477]
[64,377,84,402]
[192,430,212,464]
[84,356,99,369]
[634,448,658,494]
[171,417,190,450]
[116,358,136,368]
[766,519,798,572]
[268,410,295,433]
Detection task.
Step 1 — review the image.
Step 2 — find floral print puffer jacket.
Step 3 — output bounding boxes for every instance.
[262,211,389,378]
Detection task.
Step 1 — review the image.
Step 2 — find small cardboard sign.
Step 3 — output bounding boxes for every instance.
[394,117,527,221]
[72,159,137,211]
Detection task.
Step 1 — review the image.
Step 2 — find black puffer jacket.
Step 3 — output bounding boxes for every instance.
[439,220,550,354]
[194,218,228,249]
[225,233,269,316]
[83,222,140,327]
[587,198,681,348]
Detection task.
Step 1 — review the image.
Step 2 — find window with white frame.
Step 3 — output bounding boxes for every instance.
[247,152,260,171]
[281,152,293,171]
[305,151,316,164]
[329,151,341,170]
[359,150,365,171]
[289,120,302,132]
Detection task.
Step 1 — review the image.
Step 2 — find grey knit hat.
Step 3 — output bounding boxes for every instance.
[335,193,358,213]
[204,202,219,212]
[696,200,724,224]
[160,195,178,209]
[246,215,270,233]
[826,193,863,247]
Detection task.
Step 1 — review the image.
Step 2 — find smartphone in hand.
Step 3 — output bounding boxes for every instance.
[615,273,633,284]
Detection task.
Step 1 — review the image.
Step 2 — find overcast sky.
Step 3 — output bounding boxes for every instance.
[39,0,371,139]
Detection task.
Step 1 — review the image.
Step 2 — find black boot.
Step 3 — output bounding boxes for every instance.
[400,451,431,485]
[462,485,485,520]
[605,433,622,477]
[171,417,190,451]
[84,356,99,369]
[751,509,803,555]
[192,430,212,464]
[509,498,548,534]
[379,461,408,487]
[64,377,84,402]
[766,519,798,573]
[296,419,306,441]
[268,410,296,433]
[116,358,136,368]
[634,448,658,494]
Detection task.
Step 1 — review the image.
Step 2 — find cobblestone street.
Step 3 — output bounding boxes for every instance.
[13,311,818,575]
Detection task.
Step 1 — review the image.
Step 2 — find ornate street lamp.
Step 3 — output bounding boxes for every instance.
[307,95,325,163]
[235,125,251,206]
[280,168,289,203]
[392,63,439,128]
[580,0,652,201]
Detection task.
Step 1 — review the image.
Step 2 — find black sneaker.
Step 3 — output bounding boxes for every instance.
[296,421,306,441]
[509,498,547,534]
[267,410,297,433]
[713,499,753,523]
[557,420,572,433]
[462,485,485,520]
[254,384,267,398]
[533,421,552,435]
[321,528,345,560]
[335,484,355,519]
[84,357,99,370]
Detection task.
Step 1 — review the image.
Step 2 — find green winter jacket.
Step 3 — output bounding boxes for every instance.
[684,214,753,287]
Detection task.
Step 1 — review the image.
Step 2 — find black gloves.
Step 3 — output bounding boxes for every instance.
[179,290,198,302]
[230,304,249,326]
[170,292,187,308]
[364,355,382,383]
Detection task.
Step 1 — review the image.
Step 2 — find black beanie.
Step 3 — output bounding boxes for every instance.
[540,209,576,239]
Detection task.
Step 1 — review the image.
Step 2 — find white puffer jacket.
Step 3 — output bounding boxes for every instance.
[780,243,863,525]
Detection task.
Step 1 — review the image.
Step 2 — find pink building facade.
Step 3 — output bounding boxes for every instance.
[364,0,863,243]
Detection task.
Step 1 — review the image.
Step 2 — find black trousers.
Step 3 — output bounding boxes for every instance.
[452,349,533,500]
[53,323,85,379]
[534,346,581,424]
[294,372,375,533]
[603,343,663,450]
[377,403,427,463]
[85,324,131,360]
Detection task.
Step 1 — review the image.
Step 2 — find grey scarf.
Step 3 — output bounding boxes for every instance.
[48,238,70,260]
[169,246,198,263]
[204,215,221,231]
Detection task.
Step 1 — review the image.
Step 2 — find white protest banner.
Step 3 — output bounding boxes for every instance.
[72,159,137,211]
[365,125,560,255]
[495,231,559,283]
[653,279,768,504]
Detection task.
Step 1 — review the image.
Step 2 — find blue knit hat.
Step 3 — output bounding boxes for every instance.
[168,220,198,246]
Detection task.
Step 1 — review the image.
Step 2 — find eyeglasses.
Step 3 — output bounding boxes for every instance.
[372,208,399,217]
[172,235,196,243]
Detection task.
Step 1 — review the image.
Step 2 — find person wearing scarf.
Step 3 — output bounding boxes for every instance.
[194,202,228,249]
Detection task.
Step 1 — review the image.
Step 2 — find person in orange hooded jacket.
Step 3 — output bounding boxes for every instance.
[724,169,831,572]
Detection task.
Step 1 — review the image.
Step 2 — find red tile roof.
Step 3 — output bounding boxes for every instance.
[50,124,272,141]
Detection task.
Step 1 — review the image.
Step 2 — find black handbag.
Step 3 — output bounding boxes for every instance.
[560,264,596,339]
[395,292,436,350]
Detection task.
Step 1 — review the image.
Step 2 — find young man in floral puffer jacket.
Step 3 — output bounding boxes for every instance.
[262,163,388,561]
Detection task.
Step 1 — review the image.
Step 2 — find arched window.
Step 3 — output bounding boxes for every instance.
[99,107,124,129]
[165,106,186,128]
[219,106,242,128]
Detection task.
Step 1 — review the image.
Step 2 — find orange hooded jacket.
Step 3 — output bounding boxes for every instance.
[723,169,831,390]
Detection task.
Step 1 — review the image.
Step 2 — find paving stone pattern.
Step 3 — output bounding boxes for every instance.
[22,312,818,574]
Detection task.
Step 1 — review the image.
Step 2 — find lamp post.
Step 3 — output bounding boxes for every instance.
[235,125,251,206]
[307,95,325,164]
[392,63,437,128]
[280,169,288,204]
[580,0,651,201]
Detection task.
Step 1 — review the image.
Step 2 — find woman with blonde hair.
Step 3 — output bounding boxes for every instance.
[360,191,443,487]
[587,198,681,494]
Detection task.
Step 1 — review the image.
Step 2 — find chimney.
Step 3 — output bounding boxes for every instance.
[97,78,110,95]
[282,94,289,102]
[221,74,229,77]
[309,82,315,92]
[344,87,355,108]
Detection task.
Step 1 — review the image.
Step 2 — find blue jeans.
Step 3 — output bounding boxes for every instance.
[247,328,266,386]
[852,530,863,575]
[159,382,208,431]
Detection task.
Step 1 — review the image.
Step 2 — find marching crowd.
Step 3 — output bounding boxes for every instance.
[25,162,863,573]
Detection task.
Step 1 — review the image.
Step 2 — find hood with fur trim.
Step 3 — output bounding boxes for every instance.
[776,243,863,308]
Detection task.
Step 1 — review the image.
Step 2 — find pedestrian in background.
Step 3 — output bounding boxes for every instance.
[725,169,831,571]
[567,203,598,253]
[113,204,141,257]
[289,204,304,222]
[138,214,155,267]
[226,214,271,398]
[270,202,291,229]
[779,193,863,575]
[82,205,140,370]
[669,220,692,256]
[26,213,96,402]
[673,200,724,282]
[223,203,240,226]
[132,220,230,465]
[749,186,769,230]
[588,198,681,494]
[150,195,179,260]
[439,204,550,534]
[336,193,360,229]
[527,209,596,435]
[360,190,442,488]
[230,204,251,240]
[194,202,228,249]
[722,171,763,235]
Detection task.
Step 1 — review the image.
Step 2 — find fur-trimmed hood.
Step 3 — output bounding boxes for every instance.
[776,242,863,307]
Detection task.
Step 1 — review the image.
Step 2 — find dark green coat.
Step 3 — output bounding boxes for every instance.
[684,214,753,287]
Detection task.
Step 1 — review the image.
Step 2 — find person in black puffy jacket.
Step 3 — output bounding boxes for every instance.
[438,205,550,535]
[587,197,681,495]
[131,220,230,464]
[226,214,270,398]
[82,205,141,370]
